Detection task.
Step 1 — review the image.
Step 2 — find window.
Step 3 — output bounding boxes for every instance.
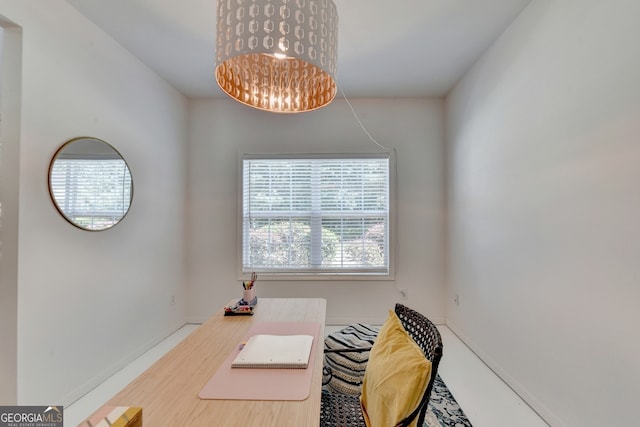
[49,154,132,230]
[241,154,393,277]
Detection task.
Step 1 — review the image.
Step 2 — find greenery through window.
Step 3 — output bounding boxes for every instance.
[49,157,132,230]
[242,154,390,275]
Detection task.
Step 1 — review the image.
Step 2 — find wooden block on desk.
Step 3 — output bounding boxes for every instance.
[78,406,142,427]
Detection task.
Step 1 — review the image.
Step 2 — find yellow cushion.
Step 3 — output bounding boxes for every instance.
[360,310,432,427]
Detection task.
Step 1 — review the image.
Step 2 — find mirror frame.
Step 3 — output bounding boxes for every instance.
[48,136,134,231]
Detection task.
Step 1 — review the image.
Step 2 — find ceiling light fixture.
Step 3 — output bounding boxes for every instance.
[215,0,338,113]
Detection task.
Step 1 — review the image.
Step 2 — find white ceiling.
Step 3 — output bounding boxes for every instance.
[65,0,531,99]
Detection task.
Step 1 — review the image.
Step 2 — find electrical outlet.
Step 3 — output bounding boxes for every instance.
[399,288,408,300]
[454,294,459,306]
[170,295,176,306]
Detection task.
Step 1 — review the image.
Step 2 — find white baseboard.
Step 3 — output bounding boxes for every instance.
[445,320,563,427]
[188,315,210,324]
[58,322,186,407]
[326,316,385,326]
[327,314,445,326]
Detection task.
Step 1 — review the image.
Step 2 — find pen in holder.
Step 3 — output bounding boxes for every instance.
[241,272,257,304]
[243,288,256,303]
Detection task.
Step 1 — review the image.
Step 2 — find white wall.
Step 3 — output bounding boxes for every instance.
[187,98,445,325]
[445,1,640,426]
[0,1,189,406]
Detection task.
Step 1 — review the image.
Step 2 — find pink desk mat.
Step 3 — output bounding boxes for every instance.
[198,322,322,401]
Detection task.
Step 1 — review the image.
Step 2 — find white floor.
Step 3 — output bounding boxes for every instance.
[65,324,549,427]
[64,324,200,427]
[435,327,549,427]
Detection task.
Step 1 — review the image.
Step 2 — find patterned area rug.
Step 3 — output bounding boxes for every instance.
[324,324,472,427]
[425,374,473,427]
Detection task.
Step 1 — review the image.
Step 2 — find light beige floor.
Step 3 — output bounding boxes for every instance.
[65,324,549,427]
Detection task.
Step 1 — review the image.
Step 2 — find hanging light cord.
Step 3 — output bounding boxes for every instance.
[336,82,398,288]
[337,83,392,151]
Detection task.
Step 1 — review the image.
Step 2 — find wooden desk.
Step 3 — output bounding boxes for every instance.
[106,298,326,427]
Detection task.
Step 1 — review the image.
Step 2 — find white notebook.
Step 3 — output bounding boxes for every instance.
[231,334,314,369]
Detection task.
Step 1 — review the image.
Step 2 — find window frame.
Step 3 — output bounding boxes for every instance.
[237,152,396,281]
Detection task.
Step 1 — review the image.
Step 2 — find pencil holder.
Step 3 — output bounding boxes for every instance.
[243,288,256,302]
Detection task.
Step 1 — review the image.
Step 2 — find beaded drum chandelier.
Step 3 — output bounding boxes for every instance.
[215,0,338,113]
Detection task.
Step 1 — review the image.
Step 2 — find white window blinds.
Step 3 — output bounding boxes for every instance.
[242,155,390,275]
[49,156,132,230]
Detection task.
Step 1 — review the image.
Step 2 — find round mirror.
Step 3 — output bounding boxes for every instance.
[48,137,133,231]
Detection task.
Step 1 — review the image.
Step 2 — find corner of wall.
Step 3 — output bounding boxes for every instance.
[0,15,23,406]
